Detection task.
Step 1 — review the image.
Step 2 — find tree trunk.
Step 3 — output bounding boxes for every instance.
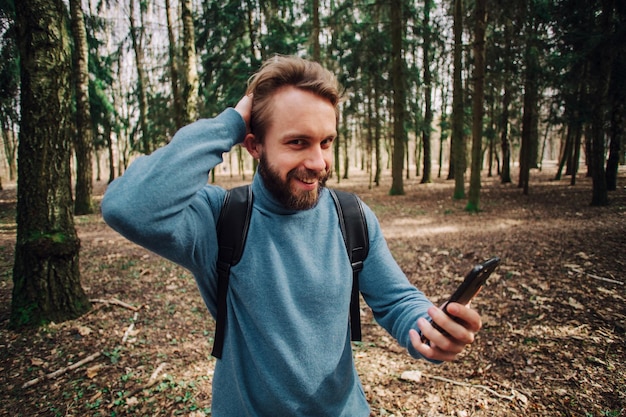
[334,108,341,182]
[519,19,539,195]
[366,80,374,189]
[500,16,512,184]
[451,0,465,198]
[606,62,625,191]
[374,76,382,187]
[70,0,94,215]
[311,0,321,62]
[570,121,582,186]
[389,0,405,195]
[555,122,574,181]
[467,0,487,212]
[421,0,433,184]
[1,123,18,181]
[589,0,614,206]
[12,0,90,328]
[165,0,184,130]
[129,0,151,154]
[181,0,199,124]
[342,108,350,180]
[438,78,448,179]
[605,103,622,191]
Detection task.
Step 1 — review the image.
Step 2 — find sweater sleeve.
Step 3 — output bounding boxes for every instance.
[101,108,246,275]
[357,203,439,361]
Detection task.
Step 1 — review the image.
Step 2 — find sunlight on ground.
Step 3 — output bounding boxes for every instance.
[382,218,524,239]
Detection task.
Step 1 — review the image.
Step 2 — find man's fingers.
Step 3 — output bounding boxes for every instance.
[411,302,483,361]
[409,328,461,362]
[446,302,482,333]
[234,94,253,127]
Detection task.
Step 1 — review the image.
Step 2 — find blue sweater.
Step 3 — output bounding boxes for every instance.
[101,108,435,416]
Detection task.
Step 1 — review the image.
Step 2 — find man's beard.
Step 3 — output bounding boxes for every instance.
[258,154,329,210]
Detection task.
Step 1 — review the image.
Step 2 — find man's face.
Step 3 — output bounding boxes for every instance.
[250,86,337,210]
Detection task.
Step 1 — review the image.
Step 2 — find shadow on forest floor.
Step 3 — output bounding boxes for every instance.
[0,165,624,416]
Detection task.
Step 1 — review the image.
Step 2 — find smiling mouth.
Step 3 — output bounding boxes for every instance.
[294,177,318,190]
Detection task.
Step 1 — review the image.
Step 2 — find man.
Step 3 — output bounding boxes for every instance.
[102,55,482,416]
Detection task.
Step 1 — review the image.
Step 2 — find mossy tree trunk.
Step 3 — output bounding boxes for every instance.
[11,0,91,327]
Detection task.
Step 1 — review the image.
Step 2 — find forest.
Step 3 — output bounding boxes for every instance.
[1,0,625,415]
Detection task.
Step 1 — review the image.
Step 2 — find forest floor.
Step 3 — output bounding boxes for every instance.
[0,165,625,417]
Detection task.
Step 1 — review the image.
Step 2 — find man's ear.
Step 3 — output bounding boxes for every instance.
[243,133,261,160]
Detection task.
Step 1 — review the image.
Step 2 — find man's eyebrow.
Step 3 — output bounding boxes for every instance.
[281,131,337,141]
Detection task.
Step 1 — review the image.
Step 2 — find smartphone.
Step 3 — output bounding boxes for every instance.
[420,256,501,344]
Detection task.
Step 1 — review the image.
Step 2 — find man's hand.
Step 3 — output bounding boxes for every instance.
[234,94,253,133]
[409,302,482,362]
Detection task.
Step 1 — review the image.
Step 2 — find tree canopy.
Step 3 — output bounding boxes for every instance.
[1,0,624,205]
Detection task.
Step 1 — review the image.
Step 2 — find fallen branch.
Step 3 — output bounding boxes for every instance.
[569,267,624,286]
[122,312,139,343]
[22,351,102,389]
[585,272,623,286]
[108,362,169,408]
[90,297,141,311]
[421,373,516,401]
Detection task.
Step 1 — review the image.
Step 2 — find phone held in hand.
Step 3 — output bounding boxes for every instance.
[420,256,501,344]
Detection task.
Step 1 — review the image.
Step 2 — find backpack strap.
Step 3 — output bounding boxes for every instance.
[212,185,253,359]
[329,189,369,341]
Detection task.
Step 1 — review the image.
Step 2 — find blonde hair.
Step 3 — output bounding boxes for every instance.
[246,55,342,142]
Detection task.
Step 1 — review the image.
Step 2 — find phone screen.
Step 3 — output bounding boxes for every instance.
[420,257,500,344]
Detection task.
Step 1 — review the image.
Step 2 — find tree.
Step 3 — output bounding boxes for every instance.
[587,0,614,206]
[165,0,184,130]
[497,11,514,184]
[310,0,321,61]
[389,0,406,195]
[420,0,433,184]
[0,0,19,184]
[129,0,151,154]
[70,0,94,215]
[518,0,550,195]
[181,0,198,124]
[606,56,625,191]
[11,0,90,327]
[467,0,487,212]
[451,0,465,199]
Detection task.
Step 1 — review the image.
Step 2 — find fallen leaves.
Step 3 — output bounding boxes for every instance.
[2,170,625,416]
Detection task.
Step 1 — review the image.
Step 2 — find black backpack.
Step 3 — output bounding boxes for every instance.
[211,185,369,359]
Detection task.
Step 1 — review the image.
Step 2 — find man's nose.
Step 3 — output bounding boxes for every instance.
[303,145,327,172]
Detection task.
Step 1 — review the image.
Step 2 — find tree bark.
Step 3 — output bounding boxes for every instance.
[181,0,199,124]
[451,0,465,198]
[311,0,321,62]
[70,0,94,215]
[165,0,184,130]
[129,0,151,154]
[467,0,487,212]
[500,16,512,184]
[12,0,90,327]
[390,0,405,195]
[519,16,539,195]
[606,101,623,191]
[421,0,433,184]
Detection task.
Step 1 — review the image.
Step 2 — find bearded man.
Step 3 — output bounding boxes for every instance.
[102,55,482,416]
